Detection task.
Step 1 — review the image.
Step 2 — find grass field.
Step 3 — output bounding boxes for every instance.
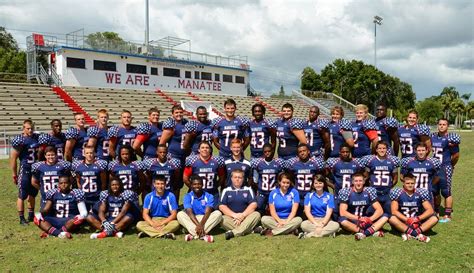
[1,133,473,272]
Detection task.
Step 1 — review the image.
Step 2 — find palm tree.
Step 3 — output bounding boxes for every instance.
[450,98,465,129]
[461,93,472,122]
[466,101,474,130]
[439,86,460,120]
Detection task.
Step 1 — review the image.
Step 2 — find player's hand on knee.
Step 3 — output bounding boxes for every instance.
[406,217,420,228]
[33,212,43,226]
[357,217,372,229]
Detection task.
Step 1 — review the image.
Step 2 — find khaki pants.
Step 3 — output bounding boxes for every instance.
[221,211,261,236]
[261,215,302,236]
[177,210,223,236]
[301,218,340,237]
[136,217,180,238]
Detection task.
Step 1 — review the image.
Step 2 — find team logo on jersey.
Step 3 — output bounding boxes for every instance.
[201,200,206,206]
[162,200,168,205]
[322,197,329,204]
[243,193,248,198]
[286,195,293,201]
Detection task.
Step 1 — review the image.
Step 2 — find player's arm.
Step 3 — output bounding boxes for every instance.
[98,201,108,222]
[132,135,147,158]
[269,128,277,153]
[292,128,307,145]
[64,139,76,161]
[31,176,40,190]
[87,136,98,149]
[391,171,398,188]
[112,201,131,224]
[218,167,226,190]
[390,200,407,222]
[100,171,107,191]
[369,201,384,222]
[76,174,82,189]
[212,136,221,150]
[108,137,117,159]
[162,210,178,224]
[365,129,379,154]
[37,145,46,162]
[419,200,435,221]
[172,169,181,191]
[182,132,196,155]
[9,148,19,184]
[451,152,460,167]
[185,207,201,226]
[159,128,174,145]
[138,171,147,195]
[339,203,358,221]
[41,200,53,215]
[342,130,354,147]
[388,127,400,156]
[420,135,431,155]
[183,167,192,188]
[432,175,440,185]
[321,129,331,159]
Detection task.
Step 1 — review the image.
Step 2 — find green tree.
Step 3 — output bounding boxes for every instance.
[439,86,460,120]
[0,27,27,81]
[85,32,129,52]
[450,98,465,128]
[301,67,320,91]
[0,26,18,51]
[415,96,443,124]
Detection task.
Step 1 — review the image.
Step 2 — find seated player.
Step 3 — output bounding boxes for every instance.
[328,106,354,158]
[224,139,252,187]
[250,143,286,214]
[72,146,108,211]
[338,172,388,240]
[108,110,137,159]
[88,178,140,239]
[304,106,330,158]
[248,103,276,158]
[183,141,225,206]
[275,103,307,160]
[38,119,66,161]
[33,176,87,239]
[108,145,145,194]
[351,104,378,158]
[300,175,340,238]
[259,172,302,237]
[136,175,179,239]
[177,175,223,243]
[398,109,431,158]
[389,174,438,243]
[31,146,71,208]
[182,106,213,155]
[362,141,400,216]
[133,107,162,159]
[219,169,261,240]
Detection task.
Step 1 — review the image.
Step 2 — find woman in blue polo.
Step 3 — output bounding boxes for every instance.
[260,172,302,236]
[299,174,340,238]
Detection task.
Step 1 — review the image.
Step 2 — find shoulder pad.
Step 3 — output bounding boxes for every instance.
[363,119,378,130]
[108,160,118,171]
[136,123,151,134]
[185,155,199,166]
[72,189,85,202]
[11,135,24,149]
[65,127,79,139]
[389,188,403,200]
[289,118,304,130]
[99,190,109,203]
[386,117,399,128]
[162,118,176,129]
[87,126,100,137]
[96,160,108,170]
[447,133,461,145]
[340,119,352,130]
[107,126,120,138]
[417,124,430,136]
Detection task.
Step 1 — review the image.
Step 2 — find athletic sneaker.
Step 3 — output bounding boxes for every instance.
[58,231,72,239]
[330,232,336,238]
[372,231,385,237]
[355,232,366,241]
[20,218,29,226]
[415,234,430,243]
[253,226,264,234]
[185,234,194,242]
[163,233,176,240]
[298,232,306,239]
[401,233,414,241]
[137,232,148,238]
[115,232,124,238]
[203,235,214,243]
[224,231,234,240]
[438,216,451,223]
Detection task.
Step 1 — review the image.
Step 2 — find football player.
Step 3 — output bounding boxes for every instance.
[304,106,330,159]
[212,98,250,159]
[430,118,460,222]
[375,104,399,155]
[182,106,213,155]
[38,119,66,161]
[389,174,438,242]
[224,139,252,187]
[87,109,110,161]
[108,145,145,194]
[108,110,137,159]
[133,107,162,159]
[10,119,40,225]
[327,106,354,158]
[275,103,307,159]
[248,103,276,158]
[398,109,431,158]
[65,112,88,162]
[142,144,181,195]
[351,104,378,158]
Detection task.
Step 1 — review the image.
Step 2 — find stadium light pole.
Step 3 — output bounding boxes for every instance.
[373,15,383,68]
[145,0,150,54]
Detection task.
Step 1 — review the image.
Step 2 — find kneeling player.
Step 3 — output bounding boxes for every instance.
[338,172,388,240]
[389,174,438,243]
[88,178,140,239]
[34,176,87,239]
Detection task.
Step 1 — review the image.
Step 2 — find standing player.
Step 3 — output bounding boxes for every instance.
[338,173,388,240]
[133,107,162,159]
[88,178,139,239]
[352,104,378,158]
[304,106,330,158]
[160,105,188,200]
[142,144,181,194]
[183,141,225,206]
[108,110,137,159]
[31,146,71,208]
[183,106,213,155]
[87,109,110,161]
[250,143,286,214]
[363,141,400,216]
[401,143,441,195]
[224,139,252,187]
[328,106,354,158]
[375,104,399,155]
[212,99,250,159]
[285,144,325,211]
[430,118,461,222]
[248,103,276,158]
[72,146,108,211]
[38,119,66,161]
[389,174,438,242]
[275,103,307,159]
[398,109,431,158]
[10,119,40,225]
[33,176,88,239]
[108,145,145,194]
[326,144,365,197]
[64,113,88,162]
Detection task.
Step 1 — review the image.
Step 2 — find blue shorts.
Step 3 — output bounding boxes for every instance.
[17,166,38,200]
[376,191,392,218]
[432,165,453,198]
[89,211,137,224]
[256,192,270,215]
[44,216,74,229]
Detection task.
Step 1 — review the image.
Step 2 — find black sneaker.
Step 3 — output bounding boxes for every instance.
[20,218,29,226]
[224,231,234,240]
[137,232,148,238]
[163,233,176,240]
[28,216,34,223]
[253,226,264,234]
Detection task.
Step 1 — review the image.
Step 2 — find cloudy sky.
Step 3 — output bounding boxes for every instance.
[1,0,472,99]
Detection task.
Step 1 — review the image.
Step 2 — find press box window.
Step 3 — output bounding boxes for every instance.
[151,67,158,75]
[67,57,86,69]
[185,71,192,79]
[201,72,212,81]
[235,76,245,84]
[223,74,233,83]
[194,71,200,79]
[163,67,180,77]
[127,64,147,74]
[93,60,116,71]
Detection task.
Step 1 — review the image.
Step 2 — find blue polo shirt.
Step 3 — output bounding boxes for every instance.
[183,191,214,215]
[220,186,256,213]
[304,191,335,218]
[268,187,300,219]
[143,190,178,218]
